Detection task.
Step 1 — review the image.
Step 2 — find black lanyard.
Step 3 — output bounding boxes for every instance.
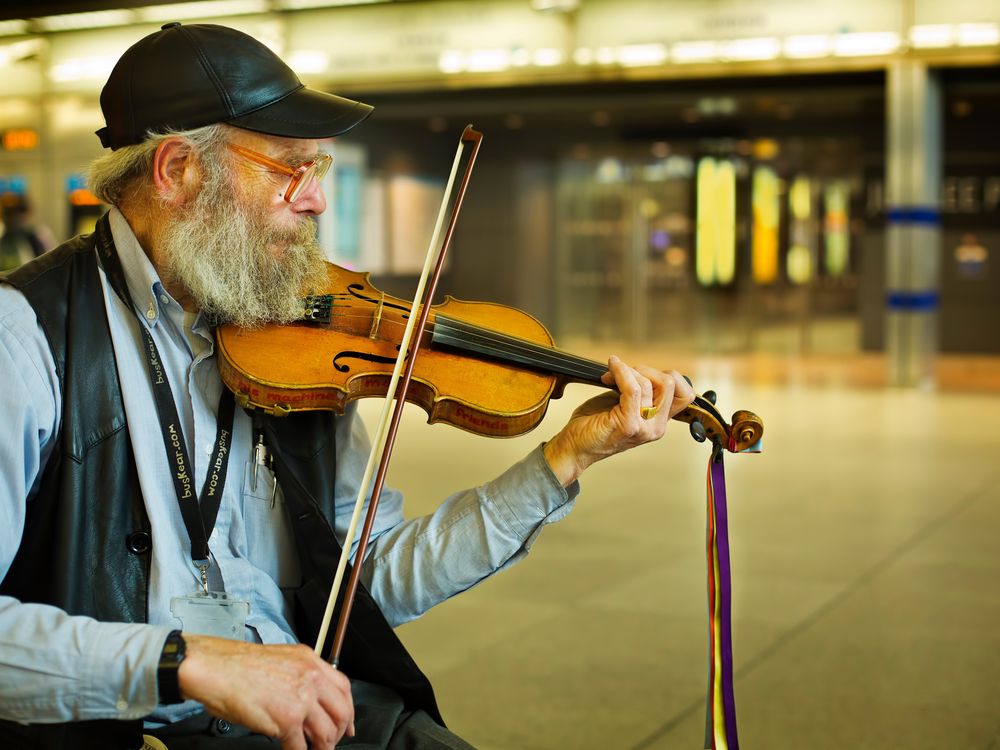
[96,222,235,582]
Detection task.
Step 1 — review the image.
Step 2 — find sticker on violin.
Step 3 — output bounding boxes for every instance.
[170,591,249,641]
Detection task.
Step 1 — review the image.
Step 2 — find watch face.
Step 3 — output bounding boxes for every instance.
[160,631,185,663]
[157,631,186,705]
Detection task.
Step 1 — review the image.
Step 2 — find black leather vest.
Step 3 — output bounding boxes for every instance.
[0,216,440,749]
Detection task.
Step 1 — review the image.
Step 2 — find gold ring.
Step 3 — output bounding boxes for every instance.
[640,405,658,420]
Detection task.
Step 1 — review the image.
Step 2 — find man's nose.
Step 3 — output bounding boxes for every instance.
[292,177,327,216]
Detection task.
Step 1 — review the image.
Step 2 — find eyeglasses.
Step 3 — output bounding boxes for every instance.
[228,143,333,203]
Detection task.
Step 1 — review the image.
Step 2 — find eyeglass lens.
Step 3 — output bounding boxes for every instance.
[286,163,317,203]
[285,155,332,203]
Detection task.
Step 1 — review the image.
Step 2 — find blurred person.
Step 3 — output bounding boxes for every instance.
[0,22,694,750]
[0,197,54,271]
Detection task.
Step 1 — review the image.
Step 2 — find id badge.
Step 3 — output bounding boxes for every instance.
[170,591,249,640]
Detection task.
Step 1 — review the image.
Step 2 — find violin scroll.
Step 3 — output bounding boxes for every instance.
[731,409,764,449]
[675,391,763,454]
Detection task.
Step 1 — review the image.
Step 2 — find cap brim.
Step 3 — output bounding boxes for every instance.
[228,85,373,139]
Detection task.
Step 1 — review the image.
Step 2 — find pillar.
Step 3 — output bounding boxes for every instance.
[885,60,942,388]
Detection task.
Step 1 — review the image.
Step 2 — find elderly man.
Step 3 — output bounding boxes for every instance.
[0,22,692,750]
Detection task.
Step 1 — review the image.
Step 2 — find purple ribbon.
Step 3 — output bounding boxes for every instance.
[709,452,739,749]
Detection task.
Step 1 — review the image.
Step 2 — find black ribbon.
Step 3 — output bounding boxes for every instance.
[96,221,235,566]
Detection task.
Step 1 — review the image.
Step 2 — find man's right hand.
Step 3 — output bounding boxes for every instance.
[177,634,355,750]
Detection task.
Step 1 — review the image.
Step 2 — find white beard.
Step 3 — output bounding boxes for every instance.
[158,171,326,328]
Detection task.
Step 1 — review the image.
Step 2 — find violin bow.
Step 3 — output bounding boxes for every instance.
[314,125,484,666]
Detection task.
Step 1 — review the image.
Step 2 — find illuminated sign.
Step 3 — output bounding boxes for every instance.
[65,173,101,206]
[696,157,736,286]
[751,166,780,284]
[2,129,39,151]
[824,181,850,276]
[69,188,101,206]
[787,176,813,285]
[0,176,27,195]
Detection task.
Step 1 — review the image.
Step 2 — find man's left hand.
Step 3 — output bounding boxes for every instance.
[542,356,695,486]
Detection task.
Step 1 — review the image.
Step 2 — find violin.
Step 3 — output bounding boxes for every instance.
[216,262,764,452]
[218,125,761,681]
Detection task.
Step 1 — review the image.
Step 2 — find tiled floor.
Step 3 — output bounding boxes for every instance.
[360,351,1000,750]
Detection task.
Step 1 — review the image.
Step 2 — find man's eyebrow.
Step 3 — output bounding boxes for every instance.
[276,144,329,163]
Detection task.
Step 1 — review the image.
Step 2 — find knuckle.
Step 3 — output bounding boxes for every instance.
[332,670,351,692]
[310,727,335,749]
[622,380,641,398]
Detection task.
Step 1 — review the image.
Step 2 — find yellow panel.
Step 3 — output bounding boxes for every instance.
[696,157,717,286]
[790,175,812,220]
[824,181,850,277]
[716,160,736,285]
[752,166,779,284]
[788,176,813,284]
[787,245,812,284]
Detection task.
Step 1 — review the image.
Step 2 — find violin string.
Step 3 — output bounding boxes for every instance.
[319,308,732,435]
[431,315,609,383]
[314,307,609,383]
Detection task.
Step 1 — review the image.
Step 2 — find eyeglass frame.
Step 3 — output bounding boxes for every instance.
[227,143,333,203]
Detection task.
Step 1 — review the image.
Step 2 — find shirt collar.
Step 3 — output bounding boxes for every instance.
[106,207,194,331]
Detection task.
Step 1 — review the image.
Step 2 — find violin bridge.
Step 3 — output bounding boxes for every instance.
[369,293,386,339]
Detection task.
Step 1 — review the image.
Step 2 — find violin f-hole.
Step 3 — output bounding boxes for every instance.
[332,348,402,373]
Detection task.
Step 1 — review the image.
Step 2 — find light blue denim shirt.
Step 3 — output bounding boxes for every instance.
[0,208,578,724]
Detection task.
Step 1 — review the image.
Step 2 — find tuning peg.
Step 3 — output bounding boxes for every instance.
[690,418,707,442]
[702,389,717,405]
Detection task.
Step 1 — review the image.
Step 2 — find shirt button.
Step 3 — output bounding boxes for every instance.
[116,698,128,712]
[159,294,170,306]
[145,307,156,320]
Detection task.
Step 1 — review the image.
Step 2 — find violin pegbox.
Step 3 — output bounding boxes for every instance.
[675,386,764,454]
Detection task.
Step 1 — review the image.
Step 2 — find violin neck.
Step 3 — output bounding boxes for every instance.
[431,314,609,387]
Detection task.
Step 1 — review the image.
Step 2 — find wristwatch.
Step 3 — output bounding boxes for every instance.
[156,630,186,705]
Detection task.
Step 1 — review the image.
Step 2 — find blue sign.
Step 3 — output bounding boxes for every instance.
[0,176,27,195]
[66,173,88,192]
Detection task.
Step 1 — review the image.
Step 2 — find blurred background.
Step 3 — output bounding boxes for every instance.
[1,1,998,748]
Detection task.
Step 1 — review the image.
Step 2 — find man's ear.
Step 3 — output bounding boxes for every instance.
[152,138,201,206]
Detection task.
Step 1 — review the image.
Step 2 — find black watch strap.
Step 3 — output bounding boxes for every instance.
[157,630,186,705]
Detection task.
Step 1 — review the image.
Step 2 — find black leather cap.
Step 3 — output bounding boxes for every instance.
[96,22,373,150]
